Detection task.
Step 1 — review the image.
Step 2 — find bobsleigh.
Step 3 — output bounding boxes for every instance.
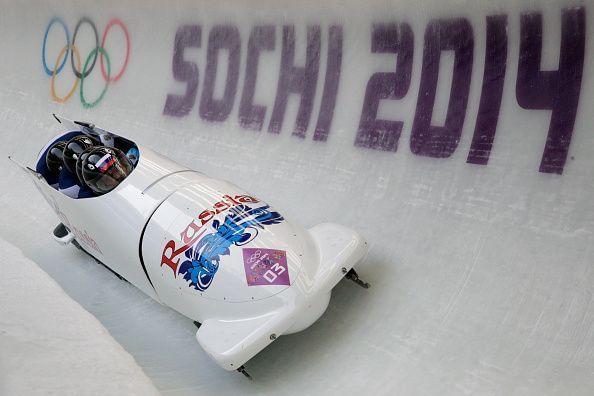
[15,115,369,376]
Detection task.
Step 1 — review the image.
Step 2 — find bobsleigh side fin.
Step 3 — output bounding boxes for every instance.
[8,155,43,178]
[196,309,294,371]
[52,114,80,131]
[53,114,103,139]
[53,113,97,130]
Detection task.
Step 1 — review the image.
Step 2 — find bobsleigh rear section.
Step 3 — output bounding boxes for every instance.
[25,115,369,373]
[141,178,368,370]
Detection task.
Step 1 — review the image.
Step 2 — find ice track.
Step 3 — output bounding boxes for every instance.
[1,0,594,394]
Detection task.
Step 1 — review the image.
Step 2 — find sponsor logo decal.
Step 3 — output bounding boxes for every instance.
[161,195,284,291]
[51,198,103,255]
[243,248,290,287]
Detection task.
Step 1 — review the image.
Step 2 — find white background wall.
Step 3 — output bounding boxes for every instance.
[1,0,593,394]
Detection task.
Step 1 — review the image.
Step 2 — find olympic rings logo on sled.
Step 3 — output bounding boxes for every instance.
[41,17,130,108]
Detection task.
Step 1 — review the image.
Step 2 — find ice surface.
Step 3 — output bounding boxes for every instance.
[1,0,594,395]
[0,237,159,395]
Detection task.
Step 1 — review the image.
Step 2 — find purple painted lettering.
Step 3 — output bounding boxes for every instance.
[239,26,276,130]
[268,25,321,137]
[355,23,413,151]
[467,15,508,165]
[410,18,474,158]
[163,25,201,117]
[516,8,585,174]
[199,25,241,122]
[313,26,343,142]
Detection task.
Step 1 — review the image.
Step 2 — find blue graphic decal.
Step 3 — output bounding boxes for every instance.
[178,204,284,291]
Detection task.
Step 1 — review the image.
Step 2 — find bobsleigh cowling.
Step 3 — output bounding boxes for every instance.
[21,115,369,374]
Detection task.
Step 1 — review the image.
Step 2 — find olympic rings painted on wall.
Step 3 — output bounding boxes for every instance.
[101,19,130,83]
[42,17,130,108]
[51,45,80,103]
[81,47,111,108]
[71,17,99,79]
[42,17,70,76]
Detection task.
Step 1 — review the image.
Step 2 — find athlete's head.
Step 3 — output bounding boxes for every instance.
[63,135,99,174]
[75,146,96,186]
[81,146,132,195]
[45,140,67,175]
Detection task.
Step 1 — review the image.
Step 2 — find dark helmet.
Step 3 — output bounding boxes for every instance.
[75,146,96,186]
[45,140,67,175]
[63,135,99,174]
[81,146,132,194]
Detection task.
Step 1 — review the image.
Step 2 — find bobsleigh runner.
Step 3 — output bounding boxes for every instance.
[10,115,370,378]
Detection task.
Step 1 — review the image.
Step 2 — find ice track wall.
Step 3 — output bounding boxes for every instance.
[1,0,594,394]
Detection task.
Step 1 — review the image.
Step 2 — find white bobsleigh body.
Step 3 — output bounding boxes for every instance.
[24,116,368,372]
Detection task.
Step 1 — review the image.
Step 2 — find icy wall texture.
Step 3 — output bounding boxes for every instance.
[0,237,160,395]
[1,0,593,395]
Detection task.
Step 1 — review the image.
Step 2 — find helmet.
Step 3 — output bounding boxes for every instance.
[75,146,95,186]
[81,146,133,194]
[63,135,99,174]
[45,140,67,175]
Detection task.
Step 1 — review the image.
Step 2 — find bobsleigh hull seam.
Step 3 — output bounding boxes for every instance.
[26,116,368,372]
